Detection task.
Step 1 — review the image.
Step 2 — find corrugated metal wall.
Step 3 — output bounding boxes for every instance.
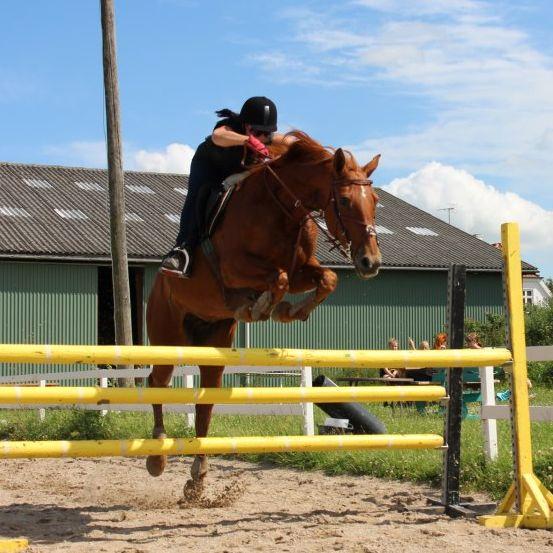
[0,262,503,384]
[142,268,503,350]
[466,272,504,321]
[248,270,443,349]
[0,261,97,376]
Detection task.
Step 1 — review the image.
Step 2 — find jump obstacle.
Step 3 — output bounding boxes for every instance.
[0,223,551,548]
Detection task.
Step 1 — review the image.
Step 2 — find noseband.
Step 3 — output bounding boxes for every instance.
[263,164,379,264]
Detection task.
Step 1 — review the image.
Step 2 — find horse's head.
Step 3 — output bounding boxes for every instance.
[324,148,382,279]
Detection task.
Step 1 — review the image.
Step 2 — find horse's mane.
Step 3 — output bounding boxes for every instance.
[267,131,334,167]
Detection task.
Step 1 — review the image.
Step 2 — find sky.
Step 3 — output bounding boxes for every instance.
[1,0,552,276]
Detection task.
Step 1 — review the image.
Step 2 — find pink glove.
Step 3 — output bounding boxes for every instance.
[246,134,270,158]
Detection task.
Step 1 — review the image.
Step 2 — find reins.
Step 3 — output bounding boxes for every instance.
[262,163,378,275]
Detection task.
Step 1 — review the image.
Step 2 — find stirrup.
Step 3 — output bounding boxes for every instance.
[160,247,192,278]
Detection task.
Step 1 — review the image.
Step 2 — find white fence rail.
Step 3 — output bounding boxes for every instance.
[480,345,553,460]
[0,365,315,436]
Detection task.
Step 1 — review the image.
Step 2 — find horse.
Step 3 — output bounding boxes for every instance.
[145,131,382,489]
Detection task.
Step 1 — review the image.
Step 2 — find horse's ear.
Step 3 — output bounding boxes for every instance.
[363,154,381,177]
[333,148,346,174]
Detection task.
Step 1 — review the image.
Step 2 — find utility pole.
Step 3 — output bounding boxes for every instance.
[100,0,134,387]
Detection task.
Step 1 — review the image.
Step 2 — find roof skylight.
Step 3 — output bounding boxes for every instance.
[406,226,438,236]
[126,184,155,195]
[375,225,393,234]
[54,208,88,220]
[75,181,103,192]
[23,178,52,189]
[125,213,143,223]
[174,187,187,196]
[0,206,31,218]
[164,213,180,224]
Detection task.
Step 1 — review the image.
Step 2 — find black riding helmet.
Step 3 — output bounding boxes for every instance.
[239,96,277,132]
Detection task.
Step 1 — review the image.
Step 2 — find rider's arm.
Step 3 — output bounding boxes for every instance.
[212,126,249,147]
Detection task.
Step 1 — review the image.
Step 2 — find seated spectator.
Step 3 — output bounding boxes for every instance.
[434,332,448,350]
[466,332,482,349]
[410,339,435,382]
[465,331,534,392]
[381,337,404,379]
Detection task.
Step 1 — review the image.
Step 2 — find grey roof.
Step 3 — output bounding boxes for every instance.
[372,189,536,272]
[0,161,536,272]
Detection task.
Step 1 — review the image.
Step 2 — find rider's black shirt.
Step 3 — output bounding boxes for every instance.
[191,117,253,186]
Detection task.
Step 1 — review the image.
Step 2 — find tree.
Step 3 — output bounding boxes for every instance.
[465,313,506,347]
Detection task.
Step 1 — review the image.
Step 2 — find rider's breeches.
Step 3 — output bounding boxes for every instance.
[175,161,212,248]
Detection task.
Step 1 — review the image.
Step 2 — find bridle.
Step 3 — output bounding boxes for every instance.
[262,163,378,275]
[330,176,379,252]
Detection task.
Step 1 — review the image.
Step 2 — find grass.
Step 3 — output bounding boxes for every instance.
[1,387,552,500]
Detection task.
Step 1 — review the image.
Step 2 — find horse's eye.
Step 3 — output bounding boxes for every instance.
[339,197,351,208]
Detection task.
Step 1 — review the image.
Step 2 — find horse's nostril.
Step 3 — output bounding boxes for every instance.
[361,256,371,270]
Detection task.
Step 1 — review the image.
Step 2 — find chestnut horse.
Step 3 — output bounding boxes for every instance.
[146,131,381,489]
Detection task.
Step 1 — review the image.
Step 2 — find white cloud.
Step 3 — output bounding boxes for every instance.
[260,2,553,200]
[132,143,194,174]
[384,162,553,272]
[43,141,195,174]
[246,51,323,85]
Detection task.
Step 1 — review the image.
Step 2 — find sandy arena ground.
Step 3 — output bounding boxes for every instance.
[1,456,552,552]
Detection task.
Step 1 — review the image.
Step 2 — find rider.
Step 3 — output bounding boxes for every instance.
[162,96,290,277]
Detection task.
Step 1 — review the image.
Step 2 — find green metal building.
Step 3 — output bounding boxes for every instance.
[0,161,532,376]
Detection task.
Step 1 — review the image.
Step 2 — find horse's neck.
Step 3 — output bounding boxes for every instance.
[267,161,329,211]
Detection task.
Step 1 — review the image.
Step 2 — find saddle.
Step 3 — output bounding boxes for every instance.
[201,171,250,238]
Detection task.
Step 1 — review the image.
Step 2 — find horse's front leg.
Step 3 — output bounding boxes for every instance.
[189,365,225,487]
[146,364,174,477]
[234,269,289,322]
[272,263,338,323]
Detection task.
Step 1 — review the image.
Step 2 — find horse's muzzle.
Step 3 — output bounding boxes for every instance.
[353,249,381,279]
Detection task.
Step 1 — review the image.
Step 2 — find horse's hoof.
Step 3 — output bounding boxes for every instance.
[271,301,293,323]
[290,303,312,322]
[146,455,167,477]
[191,456,209,482]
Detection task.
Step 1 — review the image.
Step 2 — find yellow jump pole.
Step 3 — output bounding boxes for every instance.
[0,385,447,405]
[0,539,28,553]
[479,223,553,529]
[0,434,444,459]
[0,344,511,368]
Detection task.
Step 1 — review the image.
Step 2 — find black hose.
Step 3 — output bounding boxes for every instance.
[313,375,387,434]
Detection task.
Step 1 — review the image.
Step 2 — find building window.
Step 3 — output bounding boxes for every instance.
[523,289,534,305]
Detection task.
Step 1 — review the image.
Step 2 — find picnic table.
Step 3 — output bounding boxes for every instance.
[335,377,431,386]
